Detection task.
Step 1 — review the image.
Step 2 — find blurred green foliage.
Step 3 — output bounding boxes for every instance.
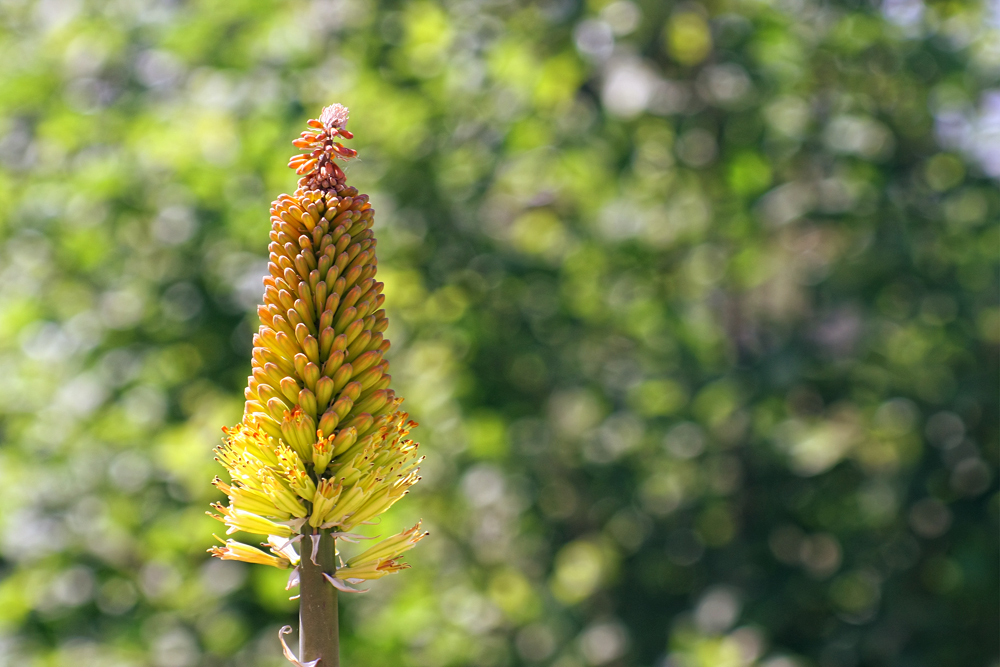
[0,0,997,666]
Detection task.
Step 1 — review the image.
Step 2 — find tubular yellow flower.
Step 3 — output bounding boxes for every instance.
[309,477,344,528]
[345,522,427,569]
[208,103,425,666]
[210,535,292,569]
[210,505,296,538]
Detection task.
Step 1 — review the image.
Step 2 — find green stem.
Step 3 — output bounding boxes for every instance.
[299,529,339,665]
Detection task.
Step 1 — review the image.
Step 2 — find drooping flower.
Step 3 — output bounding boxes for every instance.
[207,106,428,655]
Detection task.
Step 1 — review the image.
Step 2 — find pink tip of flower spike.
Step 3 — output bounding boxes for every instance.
[320,104,349,134]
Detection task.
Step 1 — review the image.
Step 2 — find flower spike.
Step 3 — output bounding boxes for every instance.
[208,104,425,667]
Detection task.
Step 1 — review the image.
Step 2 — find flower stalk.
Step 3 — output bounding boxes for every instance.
[208,104,427,666]
[298,528,339,664]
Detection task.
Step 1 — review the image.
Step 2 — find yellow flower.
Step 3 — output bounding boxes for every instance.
[343,522,428,573]
[209,535,292,569]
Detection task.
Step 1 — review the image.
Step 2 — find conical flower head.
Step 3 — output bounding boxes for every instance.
[208,104,426,585]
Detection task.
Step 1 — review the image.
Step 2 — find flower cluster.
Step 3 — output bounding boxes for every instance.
[288,103,358,192]
[208,104,426,595]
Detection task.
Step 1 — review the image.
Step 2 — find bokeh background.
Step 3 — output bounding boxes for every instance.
[0,0,997,665]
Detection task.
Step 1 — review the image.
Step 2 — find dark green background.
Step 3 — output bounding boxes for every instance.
[0,0,996,665]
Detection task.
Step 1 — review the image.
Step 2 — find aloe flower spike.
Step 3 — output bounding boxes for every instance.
[209,104,427,667]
